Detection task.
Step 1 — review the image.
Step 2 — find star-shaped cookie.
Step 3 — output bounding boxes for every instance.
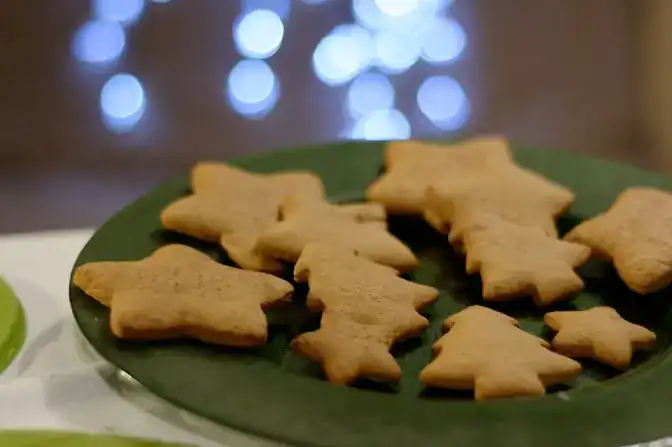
[366,136,514,215]
[255,196,419,273]
[462,217,591,306]
[161,162,325,273]
[419,306,582,400]
[73,244,294,347]
[280,194,387,224]
[424,162,574,245]
[291,244,438,384]
[564,187,672,294]
[191,162,325,198]
[544,307,656,369]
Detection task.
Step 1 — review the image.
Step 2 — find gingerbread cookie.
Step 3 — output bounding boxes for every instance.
[73,244,293,347]
[161,162,324,273]
[366,136,514,215]
[291,244,439,384]
[461,217,591,306]
[281,194,387,224]
[191,162,324,199]
[424,162,574,243]
[564,187,672,294]
[256,196,419,273]
[419,306,582,400]
[545,307,656,369]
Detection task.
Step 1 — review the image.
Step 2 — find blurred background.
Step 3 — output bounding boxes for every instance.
[0,0,670,233]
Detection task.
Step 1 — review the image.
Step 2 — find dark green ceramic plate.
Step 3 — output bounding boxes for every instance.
[0,431,193,446]
[0,276,26,375]
[70,141,672,447]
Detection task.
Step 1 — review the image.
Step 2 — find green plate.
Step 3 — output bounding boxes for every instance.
[0,276,26,375]
[70,141,672,447]
[0,431,193,446]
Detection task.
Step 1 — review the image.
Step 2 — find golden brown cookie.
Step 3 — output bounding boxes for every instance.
[191,162,324,199]
[366,136,514,215]
[424,162,574,243]
[280,194,387,224]
[419,306,582,400]
[161,162,325,273]
[564,187,672,294]
[161,194,283,273]
[256,196,419,273]
[461,217,591,306]
[291,244,439,384]
[73,244,293,346]
[544,307,656,369]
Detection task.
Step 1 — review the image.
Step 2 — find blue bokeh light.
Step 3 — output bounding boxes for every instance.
[347,73,394,118]
[374,30,422,73]
[72,20,126,64]
[421,17,466,65]
[351,108,411,140]
[417,76,469,130]
[227,59,279,119]
[312,24,374,86]
[93,0,145,25]
[234,9,284,59]
[301,0,330,4]
[353,0,437,34]
[374,0,419,16]
[243,0,291,21]
[100,73,146,132]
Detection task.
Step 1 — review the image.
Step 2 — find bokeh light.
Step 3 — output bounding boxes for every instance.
[417,75,469,130]
[351,108,410,140]
[373,30,421,73]
[301,0,330,4]
[243,0,291,21]
[421,17,466,65]
[100,73,146,132]
[347,72,394,118]
[72,20,125,64]
[93,0,145,25]
[312,24,375,86]
[227,59,279,119]
[234,9,284,59]
[353,0,437,34]
[374,0,419,17]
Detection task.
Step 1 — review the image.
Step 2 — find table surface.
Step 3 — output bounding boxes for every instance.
[2,0,672,234]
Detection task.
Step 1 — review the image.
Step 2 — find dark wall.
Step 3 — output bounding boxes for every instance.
[0,1,649,232]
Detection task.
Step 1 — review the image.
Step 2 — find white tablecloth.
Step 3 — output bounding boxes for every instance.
[0,229,98,383]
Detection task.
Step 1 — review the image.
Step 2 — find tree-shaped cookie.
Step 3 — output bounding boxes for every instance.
[366,136,513,215]
[564,187,672,294]
[161,162,325,273]
[545,307,656,369]
[419,306,582,400]
[73,244,293,347]
[424,162,574,245]
[459,216,591,306]
[291,244,439,384]
[256,196,419,273]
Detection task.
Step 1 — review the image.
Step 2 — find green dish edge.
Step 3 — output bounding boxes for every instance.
[0,430,194,446]
[0,276,26,375]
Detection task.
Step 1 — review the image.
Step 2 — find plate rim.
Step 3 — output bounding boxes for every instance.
[0,276,26,375]
[0,429,194,446]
